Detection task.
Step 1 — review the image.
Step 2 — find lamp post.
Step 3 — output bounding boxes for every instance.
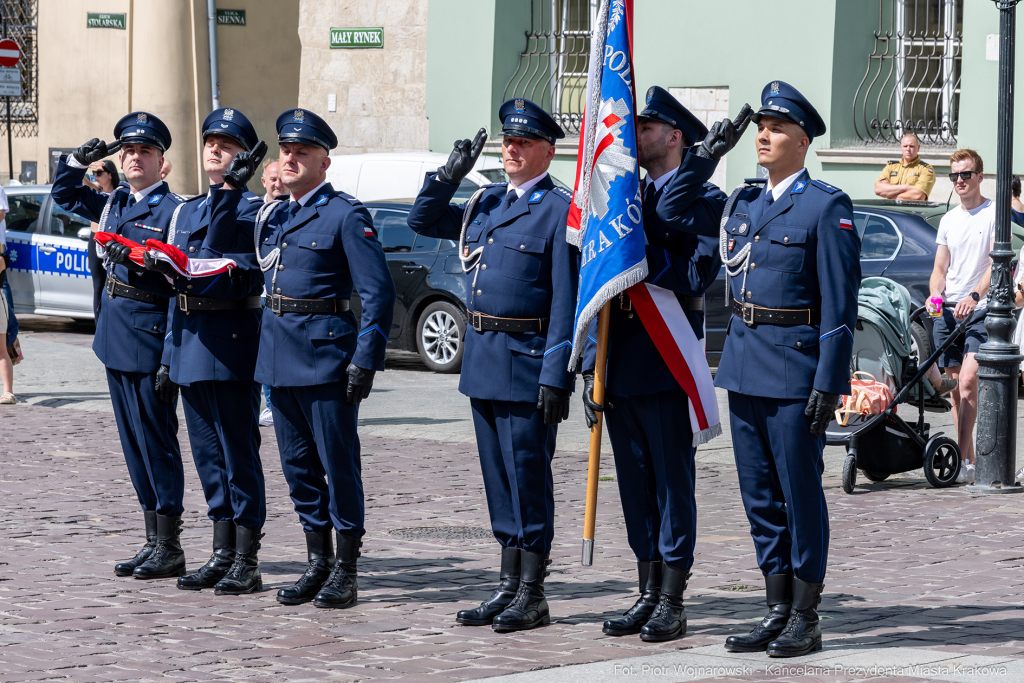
[972,0,1024,493]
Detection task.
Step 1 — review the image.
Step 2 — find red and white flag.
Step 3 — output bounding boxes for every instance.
[94,232,237,278]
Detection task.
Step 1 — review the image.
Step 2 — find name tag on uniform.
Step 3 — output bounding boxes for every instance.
[134,223,161,232]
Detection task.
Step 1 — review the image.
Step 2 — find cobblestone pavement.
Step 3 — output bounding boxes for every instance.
[2,318,1024,682]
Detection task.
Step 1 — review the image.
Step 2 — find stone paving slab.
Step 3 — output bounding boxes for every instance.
[3,399,1024,682]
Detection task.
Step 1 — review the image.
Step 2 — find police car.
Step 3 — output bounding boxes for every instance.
[5,184,95,320]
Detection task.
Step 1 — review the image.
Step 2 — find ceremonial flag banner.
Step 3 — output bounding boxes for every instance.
[566,0,720,446]
[93,232,238,279]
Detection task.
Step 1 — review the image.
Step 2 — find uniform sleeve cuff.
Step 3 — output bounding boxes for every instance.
[66,155,87,169]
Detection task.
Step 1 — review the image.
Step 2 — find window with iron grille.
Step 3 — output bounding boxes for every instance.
[854,0,962,145]
[503,0,597,138]
[0,0,37,138]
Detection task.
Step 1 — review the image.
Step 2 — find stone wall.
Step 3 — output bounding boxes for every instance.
[669,86,729,190]
[298,0,429,155]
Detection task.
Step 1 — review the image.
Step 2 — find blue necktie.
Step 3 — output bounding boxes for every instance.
[764,190,775,210]
[126,195,136,210]
[500,191,518,215]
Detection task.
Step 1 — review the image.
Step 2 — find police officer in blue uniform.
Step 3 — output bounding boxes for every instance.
[691,82,860,657]
[140,108,269,594]
[407,98,578,632]
[51,113,188,579]
[580,87,724,642]
[250,109,395,610]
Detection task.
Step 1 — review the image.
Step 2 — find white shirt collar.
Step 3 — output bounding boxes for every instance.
[131,179,163,205]
[507,172,548,199]
[292,180,328,208]
[645,166,678,195]
[767,168,806,201]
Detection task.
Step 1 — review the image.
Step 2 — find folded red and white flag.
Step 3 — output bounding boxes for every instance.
[627,282,722,446]
[93,232,237,278]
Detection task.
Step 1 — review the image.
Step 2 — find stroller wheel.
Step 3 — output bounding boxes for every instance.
[842,453,857,494]
[862,470,890,482]
[923,435,961,488]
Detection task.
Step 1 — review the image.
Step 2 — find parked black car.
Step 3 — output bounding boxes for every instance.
[351,200,469,373]
[705,199,947,367]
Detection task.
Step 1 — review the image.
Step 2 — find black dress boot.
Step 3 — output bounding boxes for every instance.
[314,532,360,609]
[492,551,550,632]
[639,564,688,642]
[456,547,521,626]
[115,510,158,577]
[603,561,663,636]
[725,573,792,652]
[133,514,186,580]
[767,577,824,657]
[277,530,335,605]
[214,525,263,595]
[177,521,236,590]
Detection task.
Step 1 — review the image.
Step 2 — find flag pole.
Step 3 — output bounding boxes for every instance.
[581,301,611,566]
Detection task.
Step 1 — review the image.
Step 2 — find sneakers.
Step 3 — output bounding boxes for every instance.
[258,408,274,427]
[931,377,958,397]
[956,461,975,484]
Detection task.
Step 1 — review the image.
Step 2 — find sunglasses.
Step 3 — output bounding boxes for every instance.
[94,169,106,176]
[948,171,978,181]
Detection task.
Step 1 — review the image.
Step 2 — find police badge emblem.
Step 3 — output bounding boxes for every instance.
[770,81,780,96]
[514,99,525,113]
[223,108,234,121]
[293,109,305,123]
[137,112,147,124]
[647,86,654,104]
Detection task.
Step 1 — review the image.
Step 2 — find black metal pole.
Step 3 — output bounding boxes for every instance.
[973,0,1024,493]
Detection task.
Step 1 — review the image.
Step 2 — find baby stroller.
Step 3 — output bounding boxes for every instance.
[825,277,979,493]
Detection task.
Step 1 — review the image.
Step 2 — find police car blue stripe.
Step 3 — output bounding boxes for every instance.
[543,341,570,357]
[358,324,388,342]
[819,325,853,342]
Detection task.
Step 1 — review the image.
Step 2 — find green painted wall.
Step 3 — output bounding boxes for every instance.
[426,0,1023,197]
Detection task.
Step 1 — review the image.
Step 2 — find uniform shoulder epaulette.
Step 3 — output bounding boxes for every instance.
[181,193,204,203]
[887,159,898,165]
[551,186,573,203]
[743,177,768,186]
[245,194,263,202]
[919,160,934,169]
[480,182,507,189]
[810,179,841,194]
[330,190,363,208]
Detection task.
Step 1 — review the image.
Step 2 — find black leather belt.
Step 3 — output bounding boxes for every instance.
[620,292,703,312]
[106,277,168,304]
[268,294,350,316]
[733,300,820,326]
[470,311,547,333]
[178,294,261,313]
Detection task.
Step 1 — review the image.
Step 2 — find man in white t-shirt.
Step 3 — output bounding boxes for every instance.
[928,149,994,484]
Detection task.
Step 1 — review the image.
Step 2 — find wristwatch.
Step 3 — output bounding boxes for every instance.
[970,292,980,302]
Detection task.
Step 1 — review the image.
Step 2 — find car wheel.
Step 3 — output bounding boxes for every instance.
[910,321,932,364]
[416,301,465,373]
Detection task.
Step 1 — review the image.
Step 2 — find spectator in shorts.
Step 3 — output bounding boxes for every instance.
[257,159,284,427]
[927,148,994,484]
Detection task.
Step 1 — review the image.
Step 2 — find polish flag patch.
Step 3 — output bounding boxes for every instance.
[839,218,854,231]
[364,226,376,238]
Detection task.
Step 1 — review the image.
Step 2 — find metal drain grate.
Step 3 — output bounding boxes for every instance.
[388,526,493,541]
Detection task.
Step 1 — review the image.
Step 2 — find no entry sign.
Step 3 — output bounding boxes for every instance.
[0,39,20,68]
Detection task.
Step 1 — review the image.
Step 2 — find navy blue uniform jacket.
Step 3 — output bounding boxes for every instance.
[582,166,725,396]
[51,157,183,373]
[255,183,396,387]
[406,173,578,402]
[714,172,861,398]
[163,187,265,386]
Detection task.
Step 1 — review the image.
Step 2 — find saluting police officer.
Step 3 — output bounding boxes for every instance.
[710,82,860,657]
[51,114,188,579]
[407,99,578,632]
[580,88,724,642]
[140,108,269,595]
[252,109,395,610]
